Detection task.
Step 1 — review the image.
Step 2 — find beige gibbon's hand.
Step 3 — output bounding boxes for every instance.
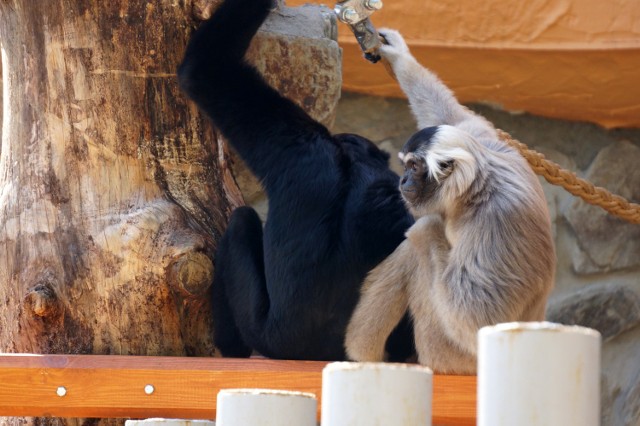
[378,28,411,61]
[377,28,414,82]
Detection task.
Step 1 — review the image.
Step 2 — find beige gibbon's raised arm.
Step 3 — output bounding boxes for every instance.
[379,28,498,148]
[345,30,555,374]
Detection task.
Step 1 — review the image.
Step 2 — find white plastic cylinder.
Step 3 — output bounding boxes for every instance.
[125,419,215,426]
[216,388,317,426]
[321,362,433,426]
[478,321,601,426]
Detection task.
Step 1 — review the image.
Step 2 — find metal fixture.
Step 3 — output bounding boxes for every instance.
[334,0,384,62]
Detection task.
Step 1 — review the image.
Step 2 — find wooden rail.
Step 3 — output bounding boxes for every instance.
[0,354,476,425]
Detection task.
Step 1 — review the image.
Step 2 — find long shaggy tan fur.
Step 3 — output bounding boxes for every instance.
[345,29,556,374]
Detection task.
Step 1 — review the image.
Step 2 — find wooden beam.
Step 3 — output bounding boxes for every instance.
[0,354,476,425]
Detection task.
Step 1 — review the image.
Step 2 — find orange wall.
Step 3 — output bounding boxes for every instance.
[288,0,640,128]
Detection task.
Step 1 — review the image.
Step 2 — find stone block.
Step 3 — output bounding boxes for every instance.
[547,283,640,342]
[565,141,640,273]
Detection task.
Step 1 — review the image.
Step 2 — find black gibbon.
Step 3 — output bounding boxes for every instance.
[345,29,556,373]
[178,1,415,360]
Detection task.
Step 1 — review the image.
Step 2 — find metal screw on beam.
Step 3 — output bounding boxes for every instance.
[56,386,67,397]
[336,6,360,24]
[365,0,383,10]
[144,384,155,395]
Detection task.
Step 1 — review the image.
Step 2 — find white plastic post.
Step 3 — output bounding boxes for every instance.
[478,321,601,426]
[216,389,317,426]
[125,419,215,426]
[321,362,433,426]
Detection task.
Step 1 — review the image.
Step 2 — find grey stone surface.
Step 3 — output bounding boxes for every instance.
[546,283,640,341]
[603,325,640,426]
[620,371,640,426]
[565,141,640,273]
[263,4,338,42]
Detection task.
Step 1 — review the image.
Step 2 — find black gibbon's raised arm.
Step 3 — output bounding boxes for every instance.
[345,29,556,373]
[177,0,415,360]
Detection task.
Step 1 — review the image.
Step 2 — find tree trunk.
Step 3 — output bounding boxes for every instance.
[0,0,244,360]
[0,0,340,425]
[1,50,3,153]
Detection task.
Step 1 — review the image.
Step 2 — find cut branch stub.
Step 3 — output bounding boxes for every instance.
[168,251,214,297]
[24,282,61,320]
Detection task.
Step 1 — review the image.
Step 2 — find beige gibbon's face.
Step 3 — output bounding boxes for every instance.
[399,125,478,216]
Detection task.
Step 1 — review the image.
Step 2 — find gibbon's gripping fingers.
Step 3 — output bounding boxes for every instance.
[377,29,409,77]
[345,240,414,362]
[378,28,411,57]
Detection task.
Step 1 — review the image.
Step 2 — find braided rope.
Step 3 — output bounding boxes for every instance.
[497,129,640,224]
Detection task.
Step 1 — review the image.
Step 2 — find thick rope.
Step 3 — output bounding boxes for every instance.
[497,129,640,224]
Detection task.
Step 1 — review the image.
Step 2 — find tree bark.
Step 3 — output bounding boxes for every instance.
[0,0,246,361]
[1,46,3,154]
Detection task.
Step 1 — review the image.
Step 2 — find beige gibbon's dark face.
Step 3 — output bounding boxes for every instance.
[399,126,454,213]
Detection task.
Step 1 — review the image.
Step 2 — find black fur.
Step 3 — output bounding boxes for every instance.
[178,0,415,360]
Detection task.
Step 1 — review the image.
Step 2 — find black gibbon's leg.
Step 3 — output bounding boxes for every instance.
[211,206,267,357]
[211,277,252,357]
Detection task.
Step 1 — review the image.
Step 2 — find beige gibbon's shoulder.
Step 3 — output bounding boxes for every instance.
[406,215,447,250]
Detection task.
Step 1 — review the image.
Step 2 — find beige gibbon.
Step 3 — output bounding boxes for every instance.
[345,29,556,374]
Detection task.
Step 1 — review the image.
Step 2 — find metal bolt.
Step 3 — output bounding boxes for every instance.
[144,384,155,395]
[365,0,383,10]
[56,386,67,397]
[336,6,360,24]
